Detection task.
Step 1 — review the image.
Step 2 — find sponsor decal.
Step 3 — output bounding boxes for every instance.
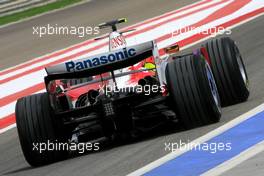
[65,48,136,72]
[110,35,127,49]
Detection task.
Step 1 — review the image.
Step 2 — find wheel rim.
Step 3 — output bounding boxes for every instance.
[205,62,221,111]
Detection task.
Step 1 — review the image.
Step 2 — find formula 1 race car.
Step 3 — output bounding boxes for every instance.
[15,18,249,166]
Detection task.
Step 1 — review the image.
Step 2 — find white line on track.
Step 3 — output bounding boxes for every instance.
[201,141,264,176]
[0,102,16,118]
[127,103,264,176]
[0,123,16,134]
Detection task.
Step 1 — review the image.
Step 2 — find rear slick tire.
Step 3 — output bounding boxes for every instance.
[166,54,221,129]
[203,37,249,106]
[16,93,67,166]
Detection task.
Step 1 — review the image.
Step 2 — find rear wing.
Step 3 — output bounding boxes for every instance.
[44,41,158,85]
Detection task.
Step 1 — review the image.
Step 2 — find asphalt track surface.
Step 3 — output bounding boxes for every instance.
[0,0,264,176]
[224,151,264,176]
